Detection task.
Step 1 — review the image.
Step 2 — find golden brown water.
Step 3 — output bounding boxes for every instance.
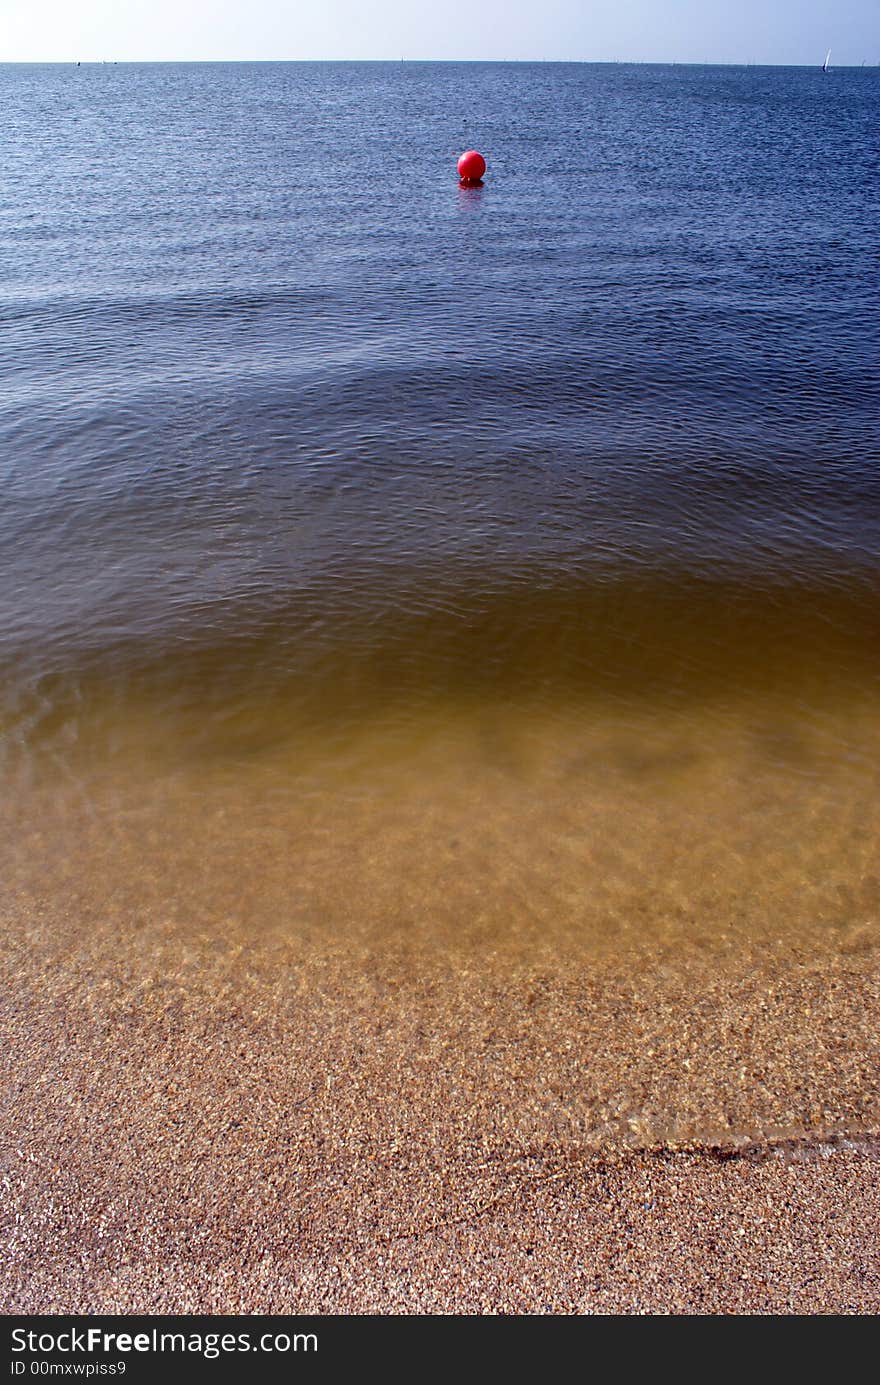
[5,557,879,1174]
[4,668,878,964]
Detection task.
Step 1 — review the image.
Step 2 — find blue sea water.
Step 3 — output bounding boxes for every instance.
[0,61,879,952]
[2,61,878,690]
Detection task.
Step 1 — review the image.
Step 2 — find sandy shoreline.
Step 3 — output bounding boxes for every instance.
[2,898,878,1315]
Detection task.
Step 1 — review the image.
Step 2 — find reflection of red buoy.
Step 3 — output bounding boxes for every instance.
[458,149,486,185]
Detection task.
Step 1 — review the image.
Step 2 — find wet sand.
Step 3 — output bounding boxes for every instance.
[2,907,878,1314]
[2,696,879,1315]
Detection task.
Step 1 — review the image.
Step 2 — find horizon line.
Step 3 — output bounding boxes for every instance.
[1,57,875,68]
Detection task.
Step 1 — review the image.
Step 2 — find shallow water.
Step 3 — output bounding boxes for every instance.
[1,62,878,960]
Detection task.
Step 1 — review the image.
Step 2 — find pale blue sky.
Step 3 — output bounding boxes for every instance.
[2,1,878,66]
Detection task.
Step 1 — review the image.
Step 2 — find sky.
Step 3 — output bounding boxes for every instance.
[1,0,878,66]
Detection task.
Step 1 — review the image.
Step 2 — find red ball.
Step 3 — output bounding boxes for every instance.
[457,149,486,183]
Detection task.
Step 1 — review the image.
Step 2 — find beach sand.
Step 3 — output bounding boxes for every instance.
[2,700,879,1315]
[2,902,878,1314]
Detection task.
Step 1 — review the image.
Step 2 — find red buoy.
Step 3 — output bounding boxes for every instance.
[457,149,486,185]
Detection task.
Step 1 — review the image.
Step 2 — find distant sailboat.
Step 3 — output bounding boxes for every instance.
[822,49,831,73]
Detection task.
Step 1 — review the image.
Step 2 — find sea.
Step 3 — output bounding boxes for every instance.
[1,61,878,957]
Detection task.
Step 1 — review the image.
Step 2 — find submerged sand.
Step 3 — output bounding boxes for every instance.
[2,695,879,1314]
